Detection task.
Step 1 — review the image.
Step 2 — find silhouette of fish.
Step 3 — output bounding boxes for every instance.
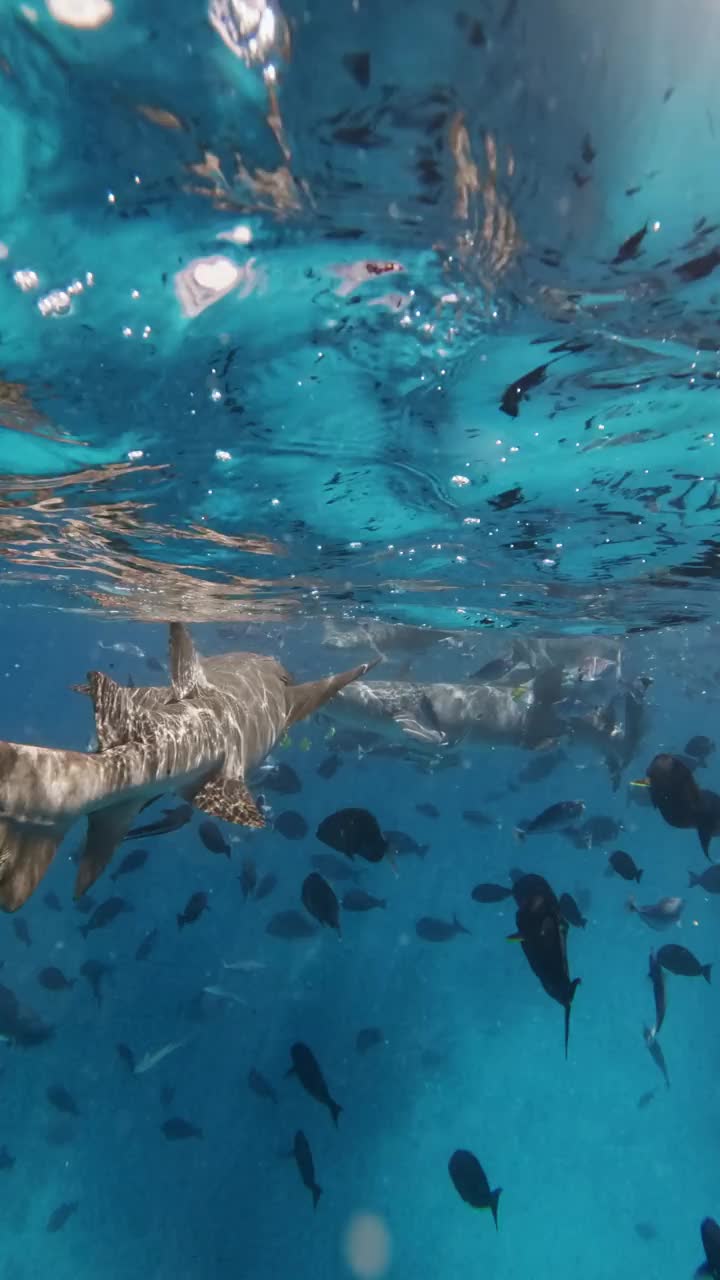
[248,1068,277,1104]
[287,1042,342,1127]
[198,820,230,857]
[161,1116,203,1141]
[125,804,193,841]
[266,911,318,940]
[301,873,341,935]
[448,1149,501,1228]
[342,889,386,912]
[415,915,470,942]
[697,1216,720,1278]
[110,848,149,881]
[177,891,209,930]
[316,808,387,862]
[46,1201,78,1233]
[510,873,580,1056]
[292,1130,321,1208]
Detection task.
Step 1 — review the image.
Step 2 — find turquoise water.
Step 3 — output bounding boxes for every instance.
[0,0,719,1275]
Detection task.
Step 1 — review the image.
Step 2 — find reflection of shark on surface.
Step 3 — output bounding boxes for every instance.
[0,624,373,911]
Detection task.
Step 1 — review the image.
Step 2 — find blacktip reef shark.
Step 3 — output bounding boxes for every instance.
[0,624,374,912]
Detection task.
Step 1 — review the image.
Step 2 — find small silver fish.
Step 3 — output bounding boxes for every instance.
[627,896,684,930]
[221,959,266,973]
[202,986,249,1008]
[133,1038,189,1075]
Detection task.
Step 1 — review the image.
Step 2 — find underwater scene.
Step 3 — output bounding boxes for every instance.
[2,0,720,1276]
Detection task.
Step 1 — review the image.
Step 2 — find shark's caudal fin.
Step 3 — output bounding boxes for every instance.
[0,819,68,912]
[285,659,379,729]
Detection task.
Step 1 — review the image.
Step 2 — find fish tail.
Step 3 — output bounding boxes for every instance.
[329,1100,342,1128]
[312,1184,322,1210]
[512,826,526,844]
[176,915,185,930]
[380,899,387,909]
[703,964,713,985]
[636,869,643,883]
[418,845,430,858]
[490,1188,501,1230]
[688,871,699,887]
[564,978,581,1058]
[79,925,89,940]
[453,914,471,936]
[626,897,636,913]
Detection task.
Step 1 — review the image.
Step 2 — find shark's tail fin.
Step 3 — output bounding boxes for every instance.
[0,818,67,912]
[285,659,379,729]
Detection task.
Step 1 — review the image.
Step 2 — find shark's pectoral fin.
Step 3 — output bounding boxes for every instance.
[185,776,265,828]
[169,623,209,698]
[74,799,144,899]
[285,659,379,729]
[0,819,68,912]
[394,715,448,747]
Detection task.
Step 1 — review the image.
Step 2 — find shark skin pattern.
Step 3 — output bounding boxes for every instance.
[324,667,567,751]
[0,624,373,912]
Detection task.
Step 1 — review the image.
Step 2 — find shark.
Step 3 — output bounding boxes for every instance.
[0,623,373,912]
[322,667,567,751]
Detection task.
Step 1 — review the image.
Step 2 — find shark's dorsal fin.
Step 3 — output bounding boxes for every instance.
[169,623,208,699]
[285,659,379,730]
[86,671,138,750]
[184,776,265,828]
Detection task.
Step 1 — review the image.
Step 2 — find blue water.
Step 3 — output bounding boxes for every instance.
[1,0,720,1274]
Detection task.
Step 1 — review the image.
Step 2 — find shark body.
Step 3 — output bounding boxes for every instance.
[325,668,566,751]
[0,624,372,911]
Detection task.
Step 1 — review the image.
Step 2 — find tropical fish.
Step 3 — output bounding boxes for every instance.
[689,865,720,893]
[301,873,341,935]
[197,821,230,857]
[110,848,149,881]
[342,889,386,912]
[471,883,513,904]
[125,804,194,842]
[37,967,75,993]
[355,1027,383,1055]
[161,1116,202,1141]
[510,873,580,1056]
[685,735,715,766]
[261,763,302,795]
[0,623,372,909]
[274,811,308,841]
[643,1025,670,1089]
[79,958,113,1005]
[134,1037,189,1075]
[177,891,209,929]
[266,911,318,940]
[287,1042,342,1127]
[514,801,584,841]
[46,1085,79,1116]
[697,1216,720,1278]
[415,915,470,942]
[239,859,257,900]
[608,850,643,883]
[627,896,684,930]
[448,1149,501,1228]
[292,1130,321,1208]
[248,1068,277,1103]
[316,808,387,863]
[558,892,587,929]
[46,1201,78,1233]
[80,896,132,939]
[648,951,667,1037]
[656,943,712,983]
